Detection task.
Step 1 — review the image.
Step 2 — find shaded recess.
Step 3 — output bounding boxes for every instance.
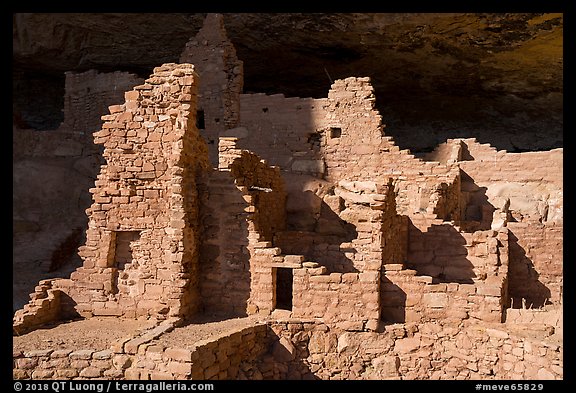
[13,12,563,152]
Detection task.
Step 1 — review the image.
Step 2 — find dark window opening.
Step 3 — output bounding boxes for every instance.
[275,268,293,311]
[262,107,269,113]
[329,127,342,138]
[307,132,322,150]
[214,118,220,123]
[196,110,205,129]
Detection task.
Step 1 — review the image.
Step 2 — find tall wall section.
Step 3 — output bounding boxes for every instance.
[456,139,563,309]
[14,63,210,328]
[180,13,243,165]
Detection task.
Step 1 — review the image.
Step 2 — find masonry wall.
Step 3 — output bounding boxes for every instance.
[380,227,509,325]
[239,320,562,380]
[506,222,563,308]
[62,70,144,135]
[180,13,243,165]
[458,139,562,225]
[238,93,328,172]
[456,139,563,308]
[13,280,62,335]
[198,140,287,317]
[198,170,251,316]
[13,319,270,381]
[14,63,211,324]
[292,269,380,330]
[126,324,270,380]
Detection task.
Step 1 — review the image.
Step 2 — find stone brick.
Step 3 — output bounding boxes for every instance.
[79,367,103,378]
[167,361,191,376]
[165,347,193,362]
[423,292,448,308]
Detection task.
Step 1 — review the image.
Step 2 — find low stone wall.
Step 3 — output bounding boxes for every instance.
[241,320,563,380]
[13,317,562,381]
[13,280,61,335]
[13,319,269,381]
[126,323,269,380]
[13,348,123,380]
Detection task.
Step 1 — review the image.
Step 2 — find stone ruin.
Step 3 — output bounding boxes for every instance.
[13,14,563,381]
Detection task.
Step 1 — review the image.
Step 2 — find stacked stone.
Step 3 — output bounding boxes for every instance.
[238,93,329,171]
[125,323,269,380]
[13,348,122,380]
[52,63,209,320]
[62,70,144,135]
[13,280,61,335]
[384,227,510,324]
[238,320,562,380]
[292,268,380,331]
[180,13,244,165]
[199,169,253,316]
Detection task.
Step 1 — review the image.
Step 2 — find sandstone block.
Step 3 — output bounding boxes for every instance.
[79,367,103,378]
[423,292,448,308]
[165,347,193,362]
[394,337,421,353]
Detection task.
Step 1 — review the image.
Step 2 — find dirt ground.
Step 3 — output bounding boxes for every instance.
[157,315,263,349]
[13,317,155,353]
[13,315,265,354]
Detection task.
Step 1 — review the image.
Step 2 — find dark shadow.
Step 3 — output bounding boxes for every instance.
[237,326,320,380]
[275,268,293,311]
[197,170,251,319]
[380,275,406,324]
[58,292,81,321]
[275,195,359,274]
[460,169,495,231]
[406,220,476,284]
[507,231,552,309]
[48,227,84,272]
[460,141,475,161]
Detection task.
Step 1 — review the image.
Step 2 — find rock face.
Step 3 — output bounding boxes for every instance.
[13,13,562,151]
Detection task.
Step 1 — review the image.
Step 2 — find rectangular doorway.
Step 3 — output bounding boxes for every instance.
[111,231,140,295]
[275,267,293,311]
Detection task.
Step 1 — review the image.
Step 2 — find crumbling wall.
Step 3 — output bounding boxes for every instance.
[198,138,286,317]
[14,63,210,328]
[321,77,461,223]
[13,280,62,335]
[13,69,143,311]
[228,150,287,242]
[180,13,243,165]
[455,139,562,309]
[62,70,144,135]
[457,139,562,226]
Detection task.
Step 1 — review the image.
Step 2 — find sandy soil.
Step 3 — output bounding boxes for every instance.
[13,317,154,352]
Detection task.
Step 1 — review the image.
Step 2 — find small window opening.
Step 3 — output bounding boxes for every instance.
[262,107,269,113]
[196,110,205,129]
[329,127,342,139]
[307,132,322,150]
